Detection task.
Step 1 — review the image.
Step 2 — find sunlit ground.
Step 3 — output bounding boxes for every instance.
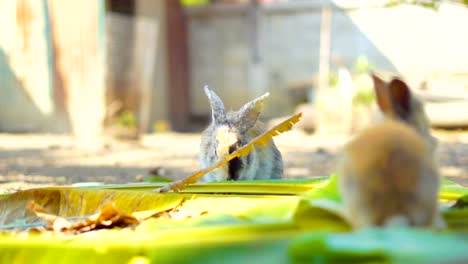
[0,128,466,194]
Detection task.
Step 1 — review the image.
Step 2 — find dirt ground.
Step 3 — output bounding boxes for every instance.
[0,128,467,194]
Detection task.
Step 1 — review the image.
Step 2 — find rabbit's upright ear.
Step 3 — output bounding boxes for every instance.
[236,92,270,133]
[371,72,393,115]
[204,85,226,124]
[388,78,412,120]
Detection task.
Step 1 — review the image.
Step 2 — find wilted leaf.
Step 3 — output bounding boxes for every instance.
[153,112,302,193]
[0,187,184,229]
[28,200,143,234]
[75,202,140,233]
[20,198,205,235]
[27,201,72,232]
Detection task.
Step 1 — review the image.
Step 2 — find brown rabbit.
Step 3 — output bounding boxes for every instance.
[337,73,443,229]
[199,86,283,182]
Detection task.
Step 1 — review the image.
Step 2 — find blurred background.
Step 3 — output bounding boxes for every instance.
[0,0,467,192]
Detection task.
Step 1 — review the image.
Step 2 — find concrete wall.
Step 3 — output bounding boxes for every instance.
[147,1,169,127]
[187,1,468,118]
[106,0,169,132]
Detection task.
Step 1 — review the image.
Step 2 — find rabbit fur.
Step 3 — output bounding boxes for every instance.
[199,86,283,182]
[337,73,443,229]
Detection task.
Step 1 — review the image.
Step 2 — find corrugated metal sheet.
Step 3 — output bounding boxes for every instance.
[48,0,106,144]
[0,0,55,132]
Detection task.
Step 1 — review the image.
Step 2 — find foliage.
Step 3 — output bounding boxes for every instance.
[116,110,137,129]
[289,227,468,263]
[0,177,468,263]
[143,175,173,183]
[351,56,376,107]
[152,120,171,133]
[355,56,373,74]
[328,71,340,89]
[384,0,468,9]
[385,0,441,10]
[180,0,210,7]
[353,88,376,106]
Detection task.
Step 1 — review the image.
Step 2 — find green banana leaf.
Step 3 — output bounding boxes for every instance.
[0,183,347,264]
[0,176,468,263]
[289,227,468,264]
[89,177,329,195]
[302,175,468,203]
[440,178,468,201]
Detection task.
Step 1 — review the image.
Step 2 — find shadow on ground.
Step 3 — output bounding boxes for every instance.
[0,129,466,193]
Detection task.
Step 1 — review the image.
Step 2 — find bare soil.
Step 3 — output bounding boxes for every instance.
[0,129,467,194]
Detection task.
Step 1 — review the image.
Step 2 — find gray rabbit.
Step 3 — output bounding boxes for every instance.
[199,86,283,182]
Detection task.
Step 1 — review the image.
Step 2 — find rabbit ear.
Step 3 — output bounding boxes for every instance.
[371,72,393,115]
[204,85,226,124]
[236,92,270,132]
[388,78,412,119]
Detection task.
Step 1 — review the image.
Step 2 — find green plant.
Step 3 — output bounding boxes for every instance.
[116,110,137,129]
[353,88,375,106]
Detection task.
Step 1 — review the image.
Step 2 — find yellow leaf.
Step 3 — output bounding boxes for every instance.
[154,112,303,193]
[0,187,184,228]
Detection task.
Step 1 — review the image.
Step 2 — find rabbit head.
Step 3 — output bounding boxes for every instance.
[371,73,437,150]
[199,85,282,182]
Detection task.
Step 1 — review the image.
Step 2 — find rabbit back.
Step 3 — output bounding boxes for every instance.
[337,74,442,229]
[338,120,440,228]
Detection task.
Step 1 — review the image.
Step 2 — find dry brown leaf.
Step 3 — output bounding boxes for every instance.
[0,188,184,230]
[26,199,192,235]
[168,208,208,220]
[27,200,72,232]
[153,112,303,193]
[28,201,138,234]
[69,202,140,233]
[132,208,169,221]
